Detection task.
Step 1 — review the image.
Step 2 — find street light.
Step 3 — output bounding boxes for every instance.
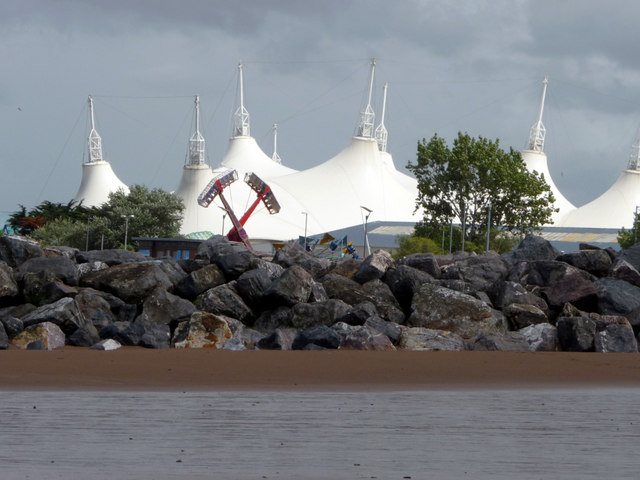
[461,202,466,253]
[635,206,640,245]
[120,214,134,250]
[486,169,492,252]
[449,220,453,254]
[218,206,228,236]
[361,205,372,257]
[486,202,492,252]
[85,216,92,251]
[301,211,308,250]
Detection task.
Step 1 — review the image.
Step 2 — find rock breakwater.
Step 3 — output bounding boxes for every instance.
[1,234,639,353]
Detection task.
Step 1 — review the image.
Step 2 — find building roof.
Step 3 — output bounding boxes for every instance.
[265,136,421,237]
[73,96,129,207]
[73,161,129,207]
[557,168,640,229]
[174,60,419,243]
[522,150,576,224]
[174,163,216,234]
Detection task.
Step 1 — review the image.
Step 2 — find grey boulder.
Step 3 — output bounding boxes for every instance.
[397,327,465,351]
[353,249,395,284]
[80,262,174,304]
[407,283,507,339]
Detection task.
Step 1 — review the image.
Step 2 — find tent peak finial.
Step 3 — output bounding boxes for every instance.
[87,94,103,164]
[527,76,548,152]
[272,123,282,164]
[187,94,206,166]
[375,82,389,152]
[356,58,376,138]
[628,134,640,170]
[233,62,250,137]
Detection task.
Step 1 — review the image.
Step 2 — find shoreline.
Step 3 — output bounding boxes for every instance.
[2,349,640,391]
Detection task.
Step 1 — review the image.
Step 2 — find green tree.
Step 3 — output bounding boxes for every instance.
[393,234,444,258]
[31,216,111,250]
[8,200,93,235]
[30,200,92,223]
[7,205,28,231]
[408,132,555,249]
[23,185,184,250]
[95,185,184,247]
[617,211,640,249]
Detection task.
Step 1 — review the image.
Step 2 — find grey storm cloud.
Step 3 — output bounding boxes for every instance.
[2,0,640,215]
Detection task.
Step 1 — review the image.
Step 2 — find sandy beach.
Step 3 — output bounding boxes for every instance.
[1,348,640,390]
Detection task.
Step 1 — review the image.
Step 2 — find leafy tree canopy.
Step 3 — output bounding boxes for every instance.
[407,132,556,248]
[14,185,184,250]
[8,200,92,235]
[617,211,640,250]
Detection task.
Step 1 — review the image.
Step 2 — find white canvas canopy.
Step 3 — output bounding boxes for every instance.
[558,137,640,229]
[178,60,420,246]
[557,168,640,229]
[265,135,420,235]
[220,136,297,178]
[180,63,303,240]
[73,96,129,207]
[202,135,309,242]
[175,163,215,234]
[174,96,218,235]
[521,150,575,224]
[202,136,420,246]
[73,161,129,207]
[521,77,575,225]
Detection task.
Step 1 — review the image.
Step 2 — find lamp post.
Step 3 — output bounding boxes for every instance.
[85,216,91,251]
[461,202,466,253]
[486,202,492,252]
[217,206,228,236]
[633,205,640,245]
[120,214,134,250]
[301,211,308,250]
[361,205,372,257]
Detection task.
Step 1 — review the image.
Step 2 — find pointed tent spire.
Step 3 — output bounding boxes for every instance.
[628,136,640,171]
[272,123,282,164]
[375,82,389,152]
[188,95,206,165]
[233,62,250,137]
[357,58,376,138]
[528,76,548,152]
[87,95,103,163]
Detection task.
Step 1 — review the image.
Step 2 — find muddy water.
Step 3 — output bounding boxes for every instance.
[1,388,638,479]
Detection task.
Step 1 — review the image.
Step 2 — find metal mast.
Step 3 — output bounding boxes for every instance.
[528,76,548,152]
[87,95,103,163]
[188,95,206,165]
[375,82,389,152]
[357,58,376,138]
[628,138,640,170]
[233,62,250,137]
[272,123,282,164]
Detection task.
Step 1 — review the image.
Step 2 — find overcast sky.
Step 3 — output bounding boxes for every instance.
[2,0,640,214]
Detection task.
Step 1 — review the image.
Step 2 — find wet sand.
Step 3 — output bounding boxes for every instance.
[2,348,640,391]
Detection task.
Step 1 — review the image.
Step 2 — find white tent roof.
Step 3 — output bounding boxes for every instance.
[73,161,129,207]
[174,163,216,235]
[189,135,307,243]
[220,136,297,178]
[195,136,420,245]
[73,95,129,207]
[557,168,640,229]
[187,61,420,247]
[264,136,420,236]
[521,149,575,224]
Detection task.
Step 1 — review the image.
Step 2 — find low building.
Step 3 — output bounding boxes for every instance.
[134,237,203,260]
